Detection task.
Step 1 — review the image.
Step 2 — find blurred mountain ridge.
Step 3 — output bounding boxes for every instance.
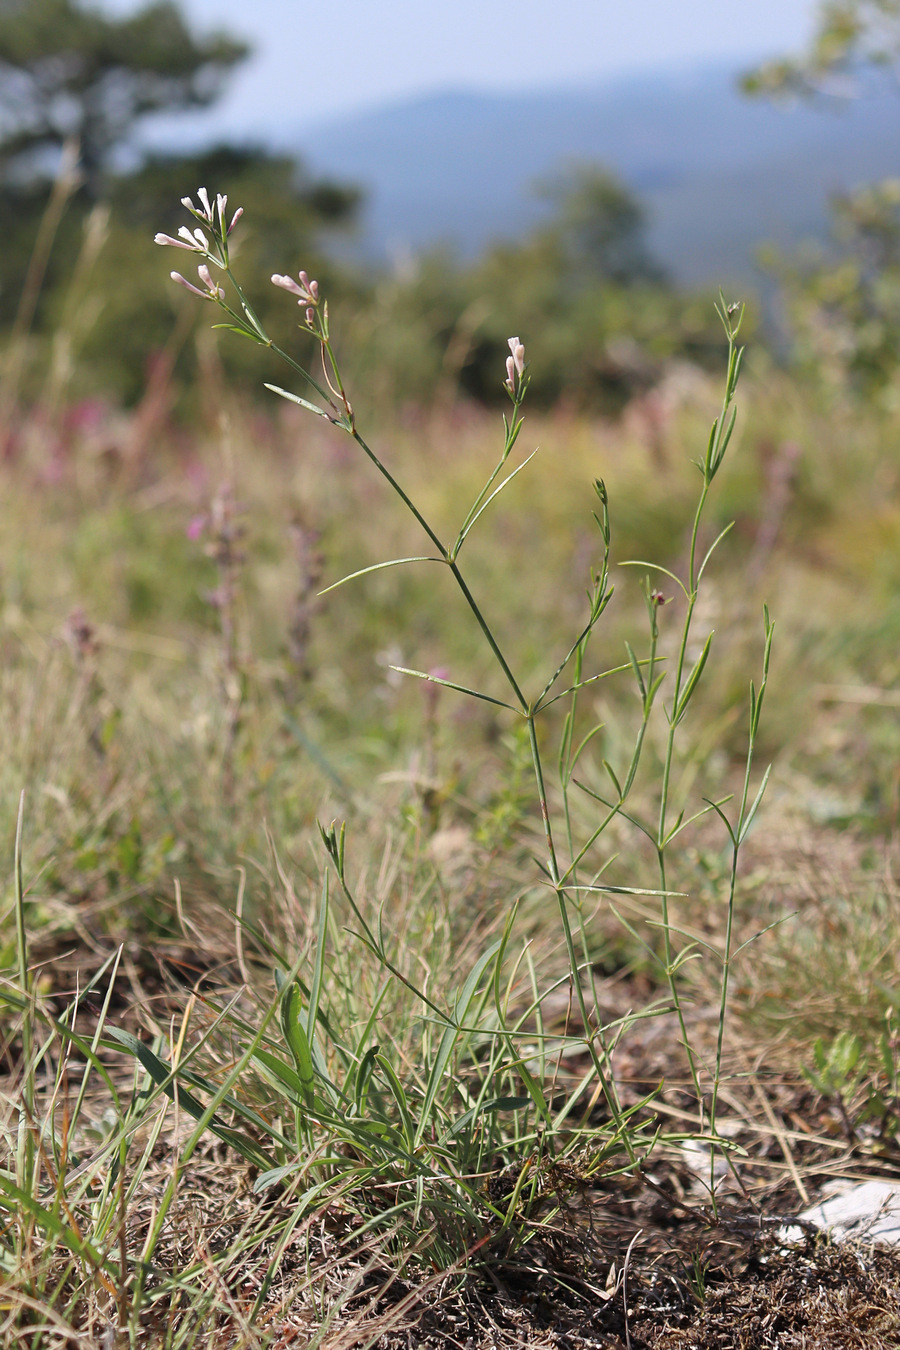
[288,62,900,284]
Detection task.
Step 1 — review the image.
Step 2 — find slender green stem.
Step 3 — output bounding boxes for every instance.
[525,716,635,1161]
[348,423,527,708]
[14,791,35,1205]
[654,323,743,1132]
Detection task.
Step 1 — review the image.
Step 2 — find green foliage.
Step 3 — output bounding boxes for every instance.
[743,2,900,405]
[762,179,900,404]
[743,0,900,97]
[345,171,729,415]
[0,143,360,403]
[535,162,663,287]
[0,0,249,195]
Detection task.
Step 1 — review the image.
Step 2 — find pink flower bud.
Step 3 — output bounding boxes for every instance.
[197,264,224,299]
[197,187,213,220]
[507,336,525,376]
[227,206,243,234]
[170,269,222,300]
[154,232,196,250]
[505,356,516,387]
[272,273,305,297]
[271,270,319,305]
[305,307,316,326]
[170,271,207,297]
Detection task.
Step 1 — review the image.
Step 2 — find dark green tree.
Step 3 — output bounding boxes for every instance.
[0,0,249,196]
[536,163,663,287]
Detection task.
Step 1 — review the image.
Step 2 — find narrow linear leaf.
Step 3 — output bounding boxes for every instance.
[105,1028,272,1168]
[210,323,263,343]
[390,667,515,711]
[732,912,795,958]
[443,1096,532,1140]
[456,448,540,550]
[0,1175,112,1271]
[319,556,444,596]
[624,641,645,699]
[565,884,686,898]
[620,559,689,599]
[264,382,331,420]
[376,1055,416,1151]
[416,939,503,1147]
[569,722,605,773]
[252,1047,304,1098]
[280,984,316,1108]
[737,763,772,844]
[704,796,737,847]
[355,1043,381,1116]
[697,522,735,584]
[673,631,714,725]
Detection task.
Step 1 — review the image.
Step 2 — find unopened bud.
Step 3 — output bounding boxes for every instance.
[272,273,304,296]
[227,206,243,234]
[305,307,316,326]
[507,336,526,376]
[170,271,205,296]
[155,232,196,250]
[505,356,516,387]
[196,264,224,298]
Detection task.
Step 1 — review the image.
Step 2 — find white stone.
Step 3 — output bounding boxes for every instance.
[796,1179,900,1244]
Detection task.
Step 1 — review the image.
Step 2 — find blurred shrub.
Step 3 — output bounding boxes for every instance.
[343,166,733,417]
[762,179,900,407]
[3,124,735,416]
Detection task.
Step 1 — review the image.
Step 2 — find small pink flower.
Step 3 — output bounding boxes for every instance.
[271,271,320,306]
[181,188,215,223]
[155,232,197,251]
[155,225,208,253]
[187,514,207,541]
[196,264,223,298]
[170,266,224,300]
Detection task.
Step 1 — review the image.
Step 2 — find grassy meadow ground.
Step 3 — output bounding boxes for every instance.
[4,324,900,1346]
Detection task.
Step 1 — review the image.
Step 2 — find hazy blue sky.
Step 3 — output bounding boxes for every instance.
[100,0,822,137]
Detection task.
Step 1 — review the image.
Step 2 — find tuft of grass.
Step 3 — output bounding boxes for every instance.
[5,189,900,1346]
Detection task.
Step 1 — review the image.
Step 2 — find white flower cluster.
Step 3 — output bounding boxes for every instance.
[153,188,243,301]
